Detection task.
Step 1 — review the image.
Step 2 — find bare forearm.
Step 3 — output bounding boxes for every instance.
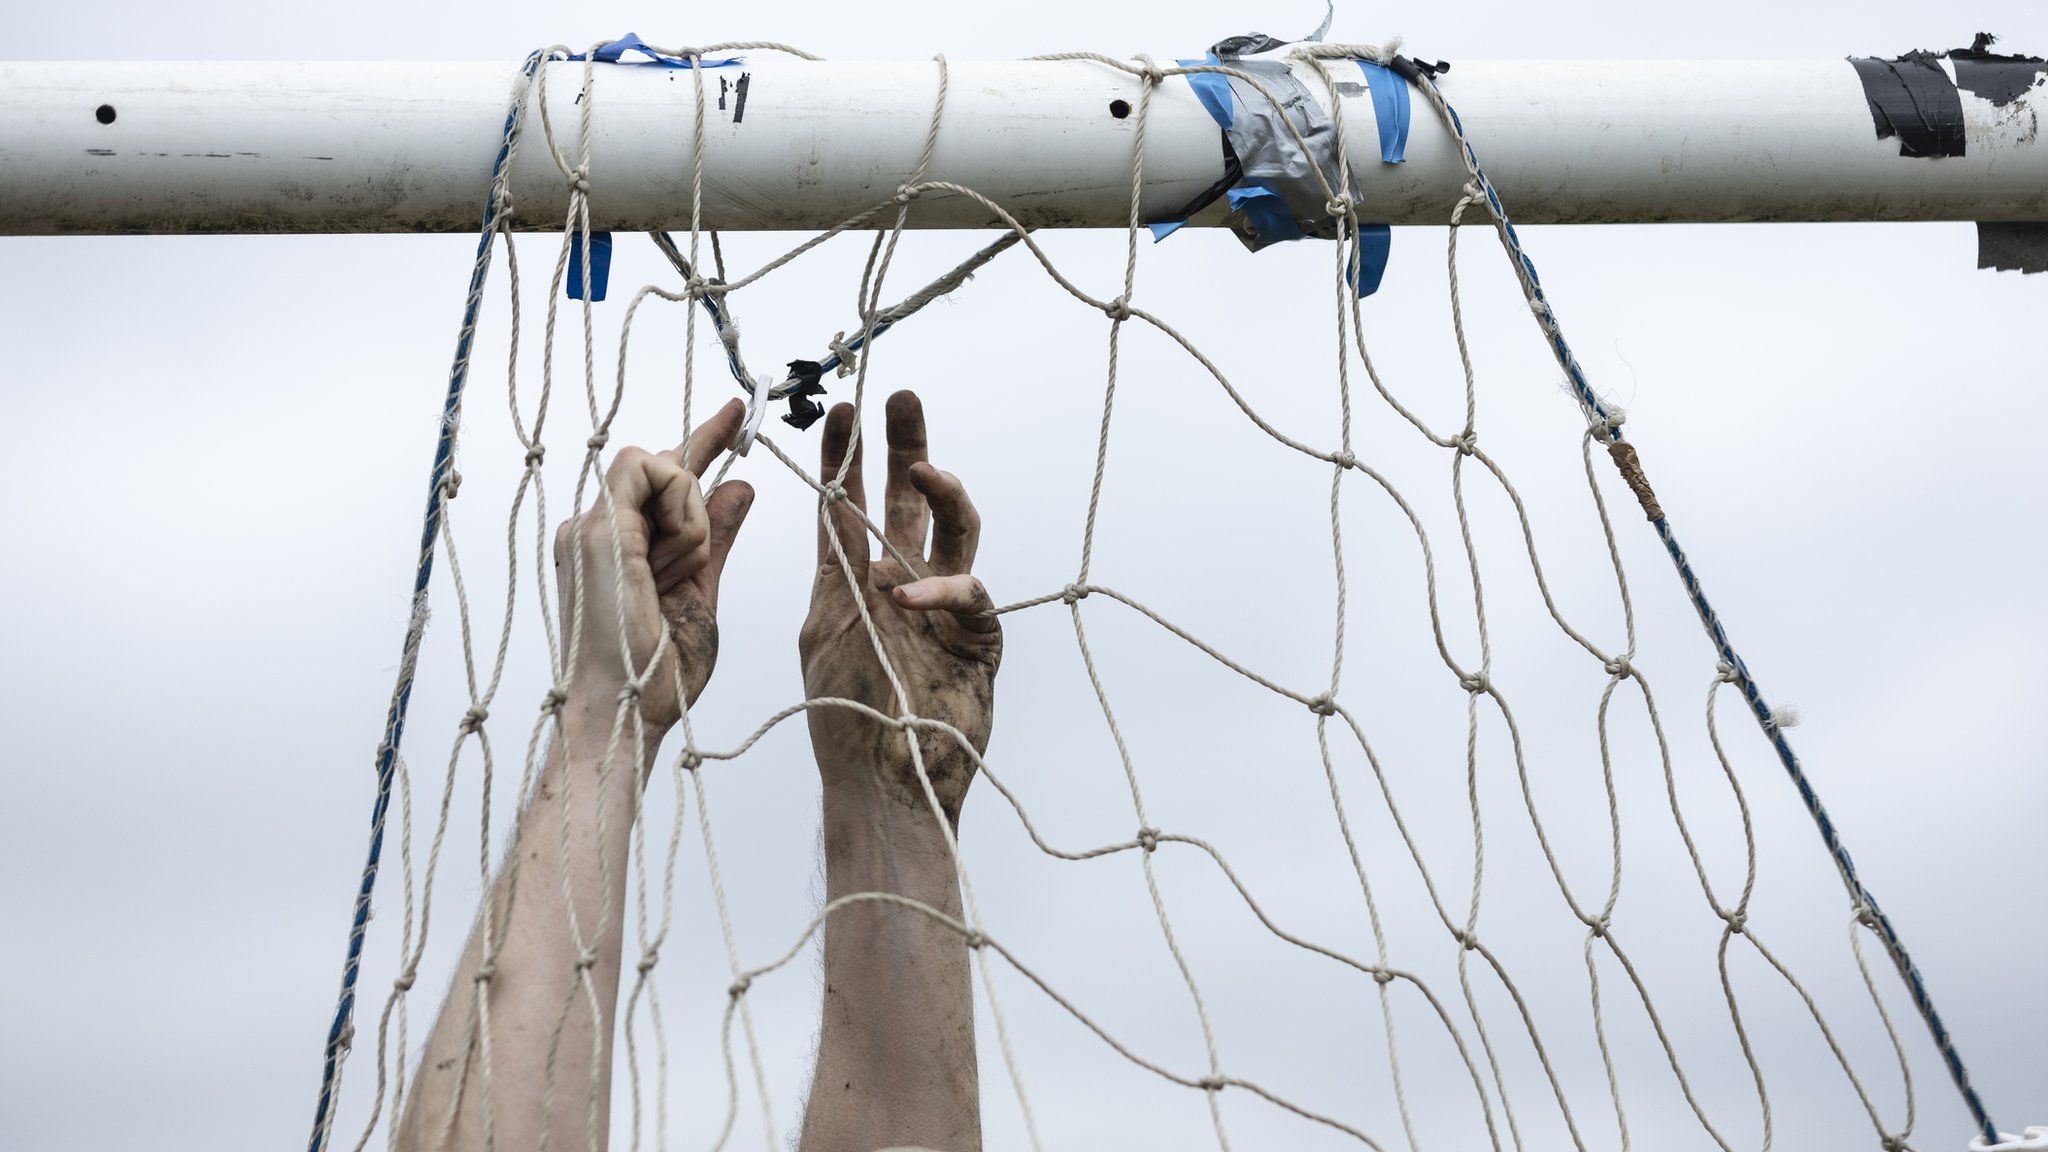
[798,773,980,1152]
[397,704,663,1152]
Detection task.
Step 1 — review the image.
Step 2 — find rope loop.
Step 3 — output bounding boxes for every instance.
[1325,195,1353,218]
[1589,408,1626,440]
[1136,826,1160,853]
[1305,693,1338,717]
[1103,295,1134,323]
[1459,671,1490,695]
[1715,661,1740,684]
[439,469,462,500]
[827,332,859,377]
[1130,53,1168,85]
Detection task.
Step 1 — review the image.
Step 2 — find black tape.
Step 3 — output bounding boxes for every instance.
[1849,51,1966,158]
[780,361,828,430]
[1977,223,2048,274]
[1949,33,2048,107]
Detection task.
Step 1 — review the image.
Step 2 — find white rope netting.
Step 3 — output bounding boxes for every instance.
[304,38,2012,1152]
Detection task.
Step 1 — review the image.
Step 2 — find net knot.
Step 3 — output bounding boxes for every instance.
[1583,914,1611,939]
[637,952,660,974]
[963,929,988,951]
[1721,910,1748,935]
[1589,409,1626,439]
[493,189,517,220]
[586,431,610,452]
[1196,1076,1226,1093]
[524,443,546,467]
[1325,195,1353,218]
[1060,583,1089,605]
[1715,661,1739,684]
[439,469,462,499]
[894,184,922,205]
[1372,968,1395,985]
[1854,904,1880,930]
[1103,295,1134,322]
[1459,671,1489,694]
[575,948,599,971]
[1331,450,1357,470]
[1603,655,1633,679]
[1136,826,1160,853]
[684,275,711,300]
[459,704,490,732]
[1455,929,1481,951]
[1879,1137,1907,1152]
[567,165,592,195]
[827,332,859,377]
[1130,54,1168,85]
[475,961,497,983]
[1452,430,1478,456]
[678,749,704,772]
[1305,693,1338,717]
[618,681,645,705]
[392,971,416,992]
[728,975,752,998]
[541,684,568,712]
[822,482,849,505]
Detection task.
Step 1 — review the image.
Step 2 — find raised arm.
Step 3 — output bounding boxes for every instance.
[797,392,1002,1152]
[396,401,753,1152]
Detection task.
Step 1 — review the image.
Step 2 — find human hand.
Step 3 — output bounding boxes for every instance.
[800,392,1000,823]
[553,399,753,733]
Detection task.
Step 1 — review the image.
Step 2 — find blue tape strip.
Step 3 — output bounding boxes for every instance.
[1356,60,1409,164]
[1178,54,1233,129]
[1225,183,1303,245]
[572,32,743,68]
[566,230,613,301]
[1349,224,1392,296]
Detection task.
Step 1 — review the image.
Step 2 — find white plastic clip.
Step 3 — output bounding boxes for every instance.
[732,373,776,457]
[1970,1127,2048,1152]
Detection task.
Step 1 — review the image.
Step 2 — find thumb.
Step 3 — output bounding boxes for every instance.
[694,480,755,602]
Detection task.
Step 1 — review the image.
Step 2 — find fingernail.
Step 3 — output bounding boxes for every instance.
[896,582,928,605]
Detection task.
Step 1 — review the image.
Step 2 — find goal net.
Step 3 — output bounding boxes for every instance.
[300,38,2027,1152]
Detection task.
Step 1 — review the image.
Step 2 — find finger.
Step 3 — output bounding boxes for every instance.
[911,463,980,576]
[883,390,931,555]
[891,573,999,634]
[689,481,755,601]
[816,402,870,574]
[608,447,708,578]
[675,398,747,477]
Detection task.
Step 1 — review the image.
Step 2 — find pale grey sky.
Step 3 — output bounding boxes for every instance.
[2,3,2045,1151]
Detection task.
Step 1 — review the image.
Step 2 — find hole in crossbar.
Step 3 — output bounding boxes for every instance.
[1108,98,1131,120]
[95,104,117,125]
